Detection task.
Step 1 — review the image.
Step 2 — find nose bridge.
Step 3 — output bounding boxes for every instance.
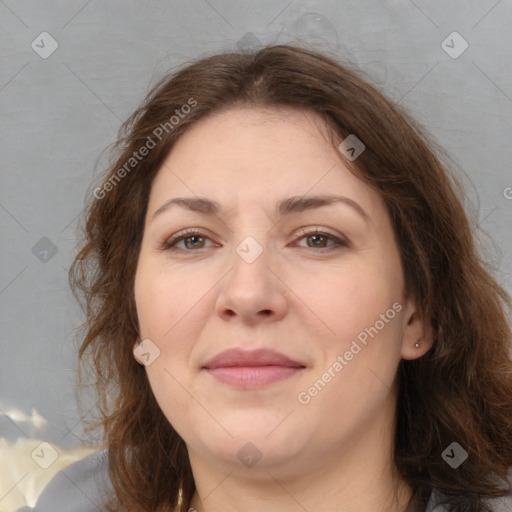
[215,226,288,322]
[227,205,277,268]
[229,231,273,290]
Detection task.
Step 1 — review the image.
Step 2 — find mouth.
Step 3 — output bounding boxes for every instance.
[202,348,306,389]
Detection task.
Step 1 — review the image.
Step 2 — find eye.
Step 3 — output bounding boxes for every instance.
[160,227,348,253]
[161,228,215,252]
[293,227,348,250]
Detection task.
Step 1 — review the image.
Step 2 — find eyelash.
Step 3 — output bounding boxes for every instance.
[160,227,348,253]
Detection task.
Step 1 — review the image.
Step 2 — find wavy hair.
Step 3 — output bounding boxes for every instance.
[69,44,512,512]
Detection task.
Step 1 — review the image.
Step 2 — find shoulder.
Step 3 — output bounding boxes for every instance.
[425,470,512,512]
[17,449,111,512]
[426,493,512,512]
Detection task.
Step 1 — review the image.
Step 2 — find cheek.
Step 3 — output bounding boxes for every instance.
[296,260,405,408]
[295,266,403,424]
[134,255,206,340]
[291,259,401,343]
[134,257,208,400]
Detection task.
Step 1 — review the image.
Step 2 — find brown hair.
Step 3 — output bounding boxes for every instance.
[70,44,512,512]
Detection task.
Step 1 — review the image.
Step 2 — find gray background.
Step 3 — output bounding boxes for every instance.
[1,0,511,450]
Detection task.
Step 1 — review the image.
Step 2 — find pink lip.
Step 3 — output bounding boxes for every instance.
[202,348,305,389]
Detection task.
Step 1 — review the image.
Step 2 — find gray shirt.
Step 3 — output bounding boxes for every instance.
[18,450,512,512]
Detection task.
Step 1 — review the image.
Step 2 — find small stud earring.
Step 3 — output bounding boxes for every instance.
[415,339,422,348]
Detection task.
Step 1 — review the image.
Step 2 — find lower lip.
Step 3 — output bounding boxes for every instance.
[204,366,304,389]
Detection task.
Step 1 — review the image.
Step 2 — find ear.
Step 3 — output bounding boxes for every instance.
[400,300,434,360]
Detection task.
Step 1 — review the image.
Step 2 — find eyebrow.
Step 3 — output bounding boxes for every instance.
[151,194,370,224]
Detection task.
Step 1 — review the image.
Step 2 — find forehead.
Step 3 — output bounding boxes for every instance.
[147,106,383,220]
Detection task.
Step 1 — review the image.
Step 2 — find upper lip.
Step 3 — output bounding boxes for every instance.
[202,348,305,369]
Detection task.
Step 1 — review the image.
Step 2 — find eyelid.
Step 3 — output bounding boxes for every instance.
[294,226,344,241]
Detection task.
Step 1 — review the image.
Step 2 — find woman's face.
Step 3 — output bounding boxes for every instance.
[134,106,422,477]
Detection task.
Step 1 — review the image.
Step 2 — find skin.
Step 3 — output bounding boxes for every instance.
[133,106,433,512]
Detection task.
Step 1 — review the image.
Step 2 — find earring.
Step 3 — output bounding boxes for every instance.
[415,339,422,348]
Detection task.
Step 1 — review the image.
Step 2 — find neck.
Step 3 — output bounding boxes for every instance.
[187,467,413,512]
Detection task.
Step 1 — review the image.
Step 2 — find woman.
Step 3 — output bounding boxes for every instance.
[29,44,512,512]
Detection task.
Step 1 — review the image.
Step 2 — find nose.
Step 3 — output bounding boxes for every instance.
[214,241,289,326]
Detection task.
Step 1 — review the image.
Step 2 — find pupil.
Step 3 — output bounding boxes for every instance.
[186,236,203,249]
[310,234,325,247]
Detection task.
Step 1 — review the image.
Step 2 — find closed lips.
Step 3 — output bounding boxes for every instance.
[202,348,305,369]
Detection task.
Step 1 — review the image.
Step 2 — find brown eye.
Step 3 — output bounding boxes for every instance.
[182,235,206,249]
[305,233,331,248]
[161,229,214,252]
[294,228,348,250]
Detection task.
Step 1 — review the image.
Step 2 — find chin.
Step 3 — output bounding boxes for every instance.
[185,417,312,470]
